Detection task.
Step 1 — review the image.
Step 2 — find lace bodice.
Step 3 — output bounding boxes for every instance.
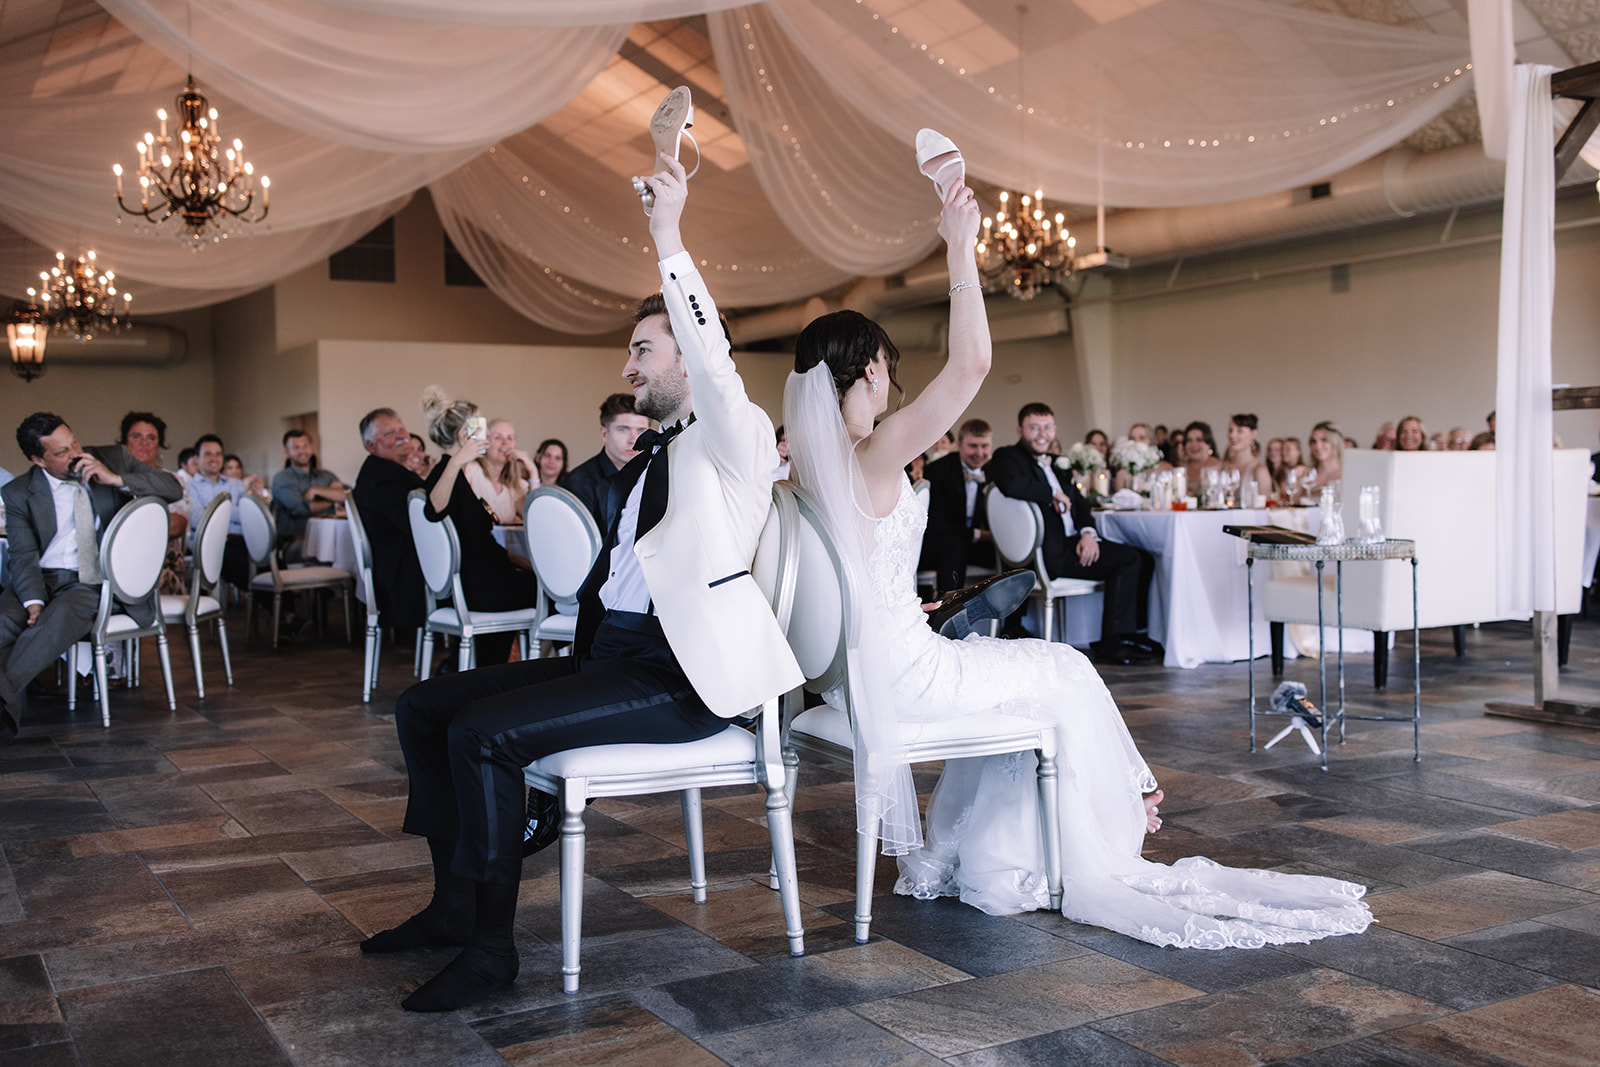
[862,476,928,615]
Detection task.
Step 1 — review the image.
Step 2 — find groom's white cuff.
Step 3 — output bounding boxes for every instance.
[658,251,695,284]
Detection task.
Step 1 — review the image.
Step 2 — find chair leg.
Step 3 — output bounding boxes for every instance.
[1035,747,1064,912]
[244,591,255,644]
[155,631,176,711]
[1042,594,1055,643]
[772,747,801,890]
[413,628,424,677]
[93,642,111,728]
[363,623,379,703]
[66,644,77,711]
[343,585,353,644]
[558,780,587,995]
[1270,622,1285,677]
[1453,624,1466,657]
[419,631,435,681]
[187,622,205,700]
[217,618,234,687]
[765,783,806,957]
[1373,632,1389,689]
[854,801,881,943]
[271,593,283,650]
[459,630,473,673]
[130,639,141,688]
[680,789,707,905]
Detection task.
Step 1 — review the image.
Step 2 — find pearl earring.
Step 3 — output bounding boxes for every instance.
[870,378,879,397]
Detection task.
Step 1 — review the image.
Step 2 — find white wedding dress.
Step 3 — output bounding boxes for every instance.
[854,476,1373,949]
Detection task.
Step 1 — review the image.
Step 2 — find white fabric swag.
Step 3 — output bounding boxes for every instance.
[0,0,1489,329]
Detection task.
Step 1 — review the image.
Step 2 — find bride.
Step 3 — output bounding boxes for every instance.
[782,143,1372,949]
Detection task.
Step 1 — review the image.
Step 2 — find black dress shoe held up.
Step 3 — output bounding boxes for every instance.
[522,788,562,857]
[928,569,1037,640]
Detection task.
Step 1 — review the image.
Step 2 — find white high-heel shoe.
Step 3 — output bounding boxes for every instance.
[915,128,965,200]
[632,85,701,216]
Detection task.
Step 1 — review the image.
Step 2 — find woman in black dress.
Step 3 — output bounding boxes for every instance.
[420,387,537,667]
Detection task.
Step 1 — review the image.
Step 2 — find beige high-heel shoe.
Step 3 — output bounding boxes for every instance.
[915,128,965,200]
[632,85,701,216]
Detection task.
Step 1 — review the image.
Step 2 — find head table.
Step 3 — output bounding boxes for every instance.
[1097,506,1353,669]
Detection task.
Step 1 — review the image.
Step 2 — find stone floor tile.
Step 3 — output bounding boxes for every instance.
[947,1025,1169,1067]
[1365,870,1597,940]
[479,996,726,1067]
[1440,918,1600,986]
[59,968,292,1066]
[1485,808,1600,850]
[822,893,1088,979]
[1375,984,1600,1067]
[701,1005,944,1067]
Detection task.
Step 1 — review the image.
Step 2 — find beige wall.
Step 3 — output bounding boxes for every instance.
[211,286,314,479]
[0,308,215,474]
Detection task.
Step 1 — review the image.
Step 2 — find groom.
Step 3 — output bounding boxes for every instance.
[369,154,803,1011]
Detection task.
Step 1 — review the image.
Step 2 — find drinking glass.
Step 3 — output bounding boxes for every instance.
[1357,485,1384,543]
[1284,468,1299,505]
[1315,485,1344,545]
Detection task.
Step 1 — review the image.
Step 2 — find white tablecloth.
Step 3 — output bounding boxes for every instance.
[1099,507,1324,669]
[304,517,361,601]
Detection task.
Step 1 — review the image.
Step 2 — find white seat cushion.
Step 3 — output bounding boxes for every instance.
[105,614,143,635]
[161,593,222,621]
[792,705,1048,750]
[526,724,756,778]
[427,606,543,627]
[1046,577,1101,597]
[251,566,351,589]
[536,614,578,641]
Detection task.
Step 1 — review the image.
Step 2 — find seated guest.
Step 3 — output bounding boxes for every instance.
[1371,422,1396,450]
[1222,413,1272,497]
[1084,428,1110,462]
[926,429,957,464]
[920,417,995,594]
[1180,420,1222,485]
[1127,422,1153,446]
[0,412,182,737]
[405,434,435,479]
[1152,424,1169,450]
[1468,431,1495,451]
[772,425,790,481]
[1394,415,1427,452]
[1306,420,1344,491]
[1265,437,1284,481]
[120,411,187,543]
[565,392,648,532]
[1115,422,1159,489]
[420,388,537,666]
[1446,426,1471,451]
[464,419,532,524]
[989,403,1158,665]
[1274,436,1308,500]
[352,409,428,643]
[223,455,270,502]
[907,452,926,482]
[271,429,346,558]
[174,446,199,490]
[533,439,567,489]
[185,435,252,587]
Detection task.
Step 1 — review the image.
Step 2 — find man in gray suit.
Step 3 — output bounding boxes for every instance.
[0,412,183,739]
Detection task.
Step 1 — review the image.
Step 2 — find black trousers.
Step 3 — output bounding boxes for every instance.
[921,530,996,596]
[395,611,725,884]
[1044,536,1154,640]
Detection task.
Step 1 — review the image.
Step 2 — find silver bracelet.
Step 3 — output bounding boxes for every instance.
[949,281,978,295]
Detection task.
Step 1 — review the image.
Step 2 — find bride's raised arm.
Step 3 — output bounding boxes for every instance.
[856,180,990,485]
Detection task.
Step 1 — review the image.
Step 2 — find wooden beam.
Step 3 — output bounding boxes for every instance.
[1554,96,1600,181]
[1552,60,1600,101]
[1553,386,1600,411]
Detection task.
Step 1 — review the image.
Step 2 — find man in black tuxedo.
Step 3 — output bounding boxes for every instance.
[563,392,649,533]
[920,417,995,595]
[0,412,183,737]
[988,402,1158,665]
[350,408,427,640]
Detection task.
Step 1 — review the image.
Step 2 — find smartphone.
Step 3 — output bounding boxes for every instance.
[466,415,487,442]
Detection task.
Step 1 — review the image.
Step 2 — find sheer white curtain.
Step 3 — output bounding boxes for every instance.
[315,0,749,24]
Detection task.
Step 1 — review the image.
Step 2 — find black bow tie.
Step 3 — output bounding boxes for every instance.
[634,421,685,454]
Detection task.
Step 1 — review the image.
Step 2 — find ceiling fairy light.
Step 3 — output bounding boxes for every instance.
[113,75,269,245]
[38,251,133,341]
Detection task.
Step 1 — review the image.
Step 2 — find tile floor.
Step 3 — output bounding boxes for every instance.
[1,614,1597,1066]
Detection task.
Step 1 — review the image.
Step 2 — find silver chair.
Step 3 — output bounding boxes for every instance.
[523,484,805,994]
[159,493,234,699]
[407,490,540,676]
[71,496,177,727]
[522,486,601,652]
[779,483,1063,942]
[985,483,1102,645]
[344,495,386,702]
[240,494,354,648]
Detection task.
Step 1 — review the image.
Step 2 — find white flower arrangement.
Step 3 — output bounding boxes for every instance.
[1110,437,1162,474]
[1058,442,1106,472]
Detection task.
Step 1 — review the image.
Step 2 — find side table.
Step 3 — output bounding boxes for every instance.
[1245,539,1419,771]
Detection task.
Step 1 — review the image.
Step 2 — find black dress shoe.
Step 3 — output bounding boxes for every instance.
[522,788,562,857]
[1092,640,1138,666]
[927,569,1037,640]
[1125,634,1165,658]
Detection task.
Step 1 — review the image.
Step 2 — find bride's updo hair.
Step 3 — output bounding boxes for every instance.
[420,385,478,450]
[794,310,902,400]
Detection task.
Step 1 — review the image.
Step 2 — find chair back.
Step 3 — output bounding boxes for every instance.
[100,496,170,607]
[775,483,849,696]
[238,494,277,568]
[192,494,233,595]
[523,486,601,611]
[344,493,380,609]
[985,484,1044,570]
[407,490,466,611]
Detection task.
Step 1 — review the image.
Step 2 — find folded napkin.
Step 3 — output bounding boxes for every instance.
[1110,489,1144,511]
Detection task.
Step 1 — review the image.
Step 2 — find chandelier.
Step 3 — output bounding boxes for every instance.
[5,294,49,383]
[977,190,1075,300]
[38,251,132,340]
[113,75,269,244]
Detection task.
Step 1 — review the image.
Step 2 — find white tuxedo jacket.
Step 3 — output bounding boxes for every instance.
[632,253,804,718]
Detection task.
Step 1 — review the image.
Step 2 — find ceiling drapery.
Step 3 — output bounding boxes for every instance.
[0,0,1479,329]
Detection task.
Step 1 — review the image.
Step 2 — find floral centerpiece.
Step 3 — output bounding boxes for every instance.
[1110,437,1162,475]
[1058,441,1106,474]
